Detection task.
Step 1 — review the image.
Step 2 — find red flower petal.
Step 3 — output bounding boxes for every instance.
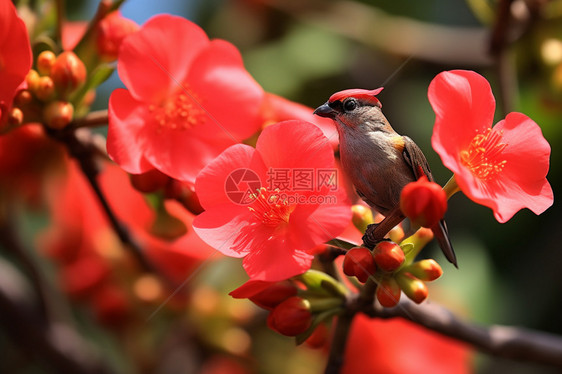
[187,39,265,143]
[261,93,339,149]
[117,15,208,103]
[459,113,553,222]
[242,239,314,281]
[195,144,266,209]
[429,70,496,173]
[256,120,334,172]
[0,0,32,105]
[344,315,471,374]
[107,88,154,174]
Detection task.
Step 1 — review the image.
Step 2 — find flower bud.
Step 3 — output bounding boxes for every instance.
[373,241,404,272]
[43,101,74,129]
[400,176,447,228]
[343,246,376,283]
[396,272,428,304]
[165,179,204,214]
[376,277,401,307]
[400,227,434,261]
[93,285,131,327]
[13,90,33,107]
[37,50,56,75]
[96,11,139,61]
[130,169,170,193]
[25,69,40,92]
[267,296,312,336]
[305,323,329,349]
[249,280,298,310]
[50,51,87,98]
[7,108,23,126]
[351,204,373,233]
[404,259,443,282]
[35,76,55,101]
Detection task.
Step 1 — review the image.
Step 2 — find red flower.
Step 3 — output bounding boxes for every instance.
[344,314,471,374]
[96,11,139,61]
[107,15,264,183]
[0,0,32,118]
[192,120,351,281]
[429,70,553,223]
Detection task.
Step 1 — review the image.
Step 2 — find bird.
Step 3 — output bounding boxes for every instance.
[313,87,457,267]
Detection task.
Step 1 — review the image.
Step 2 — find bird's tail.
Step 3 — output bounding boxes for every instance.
[432,220,457,268]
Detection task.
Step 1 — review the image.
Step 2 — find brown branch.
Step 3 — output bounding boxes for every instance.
[489,0,517,115]
[265,0,493,66]
[70,109,109,129]
[365,298,562,368]
[45,127,176,286]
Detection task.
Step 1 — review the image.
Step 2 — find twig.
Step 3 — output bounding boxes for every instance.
[366,298,562,368]
[70,109,109,129]
[45,127,165,279]
[489,0,516,115]
[265,0,493,66]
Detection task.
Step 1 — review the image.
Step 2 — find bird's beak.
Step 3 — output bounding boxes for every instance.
[313,102,336,119]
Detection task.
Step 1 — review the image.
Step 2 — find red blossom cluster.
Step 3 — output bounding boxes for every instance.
[0,1,556,373]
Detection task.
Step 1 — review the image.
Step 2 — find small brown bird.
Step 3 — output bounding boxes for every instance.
[314,88,457,267]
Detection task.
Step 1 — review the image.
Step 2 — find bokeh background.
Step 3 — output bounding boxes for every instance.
[4,0,562,373]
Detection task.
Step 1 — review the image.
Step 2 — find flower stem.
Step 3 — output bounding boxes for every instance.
[443,174,461,200]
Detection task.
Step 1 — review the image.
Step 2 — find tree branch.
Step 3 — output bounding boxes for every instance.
[0,257,116,374]
[45,127,176,286]
[366,298,562,368]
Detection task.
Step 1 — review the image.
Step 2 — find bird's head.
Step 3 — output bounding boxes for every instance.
[313,88,389,132]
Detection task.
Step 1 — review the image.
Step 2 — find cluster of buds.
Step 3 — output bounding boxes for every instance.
[15,50,87,130]
[230,271,347,344]
[342,228,443,307]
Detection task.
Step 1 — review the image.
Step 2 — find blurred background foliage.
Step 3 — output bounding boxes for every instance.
[4,0,562,373]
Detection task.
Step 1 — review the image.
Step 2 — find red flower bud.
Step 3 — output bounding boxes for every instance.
[13,89,33,107]
[305,323,329,349]
[35,76,55,101]
[267,296,312,336]
[373,241,404,272]
[343,246,376,283]
[129,169,170,193]
[96,11,139,61]
[50,51,86,98]
[43,101,74,129]
[164,179,204,214]
[400,176,447,228]
[25,70,40,92]
[7,107,23,126]
[37,50,56,75]
[61,256,110,299]
[92,285,131,327]
[376,277,401,307]
[351,204,373,233]
[249,280,298,310]
[396,272,428,304]
[404,259,443,281]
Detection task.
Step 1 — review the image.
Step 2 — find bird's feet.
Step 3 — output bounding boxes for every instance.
[362,223,385,249]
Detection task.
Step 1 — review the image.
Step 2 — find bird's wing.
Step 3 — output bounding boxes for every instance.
[402,136,458,267]
[402,136,434,182]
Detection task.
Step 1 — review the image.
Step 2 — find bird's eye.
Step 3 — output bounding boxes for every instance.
[343,98,357,112]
